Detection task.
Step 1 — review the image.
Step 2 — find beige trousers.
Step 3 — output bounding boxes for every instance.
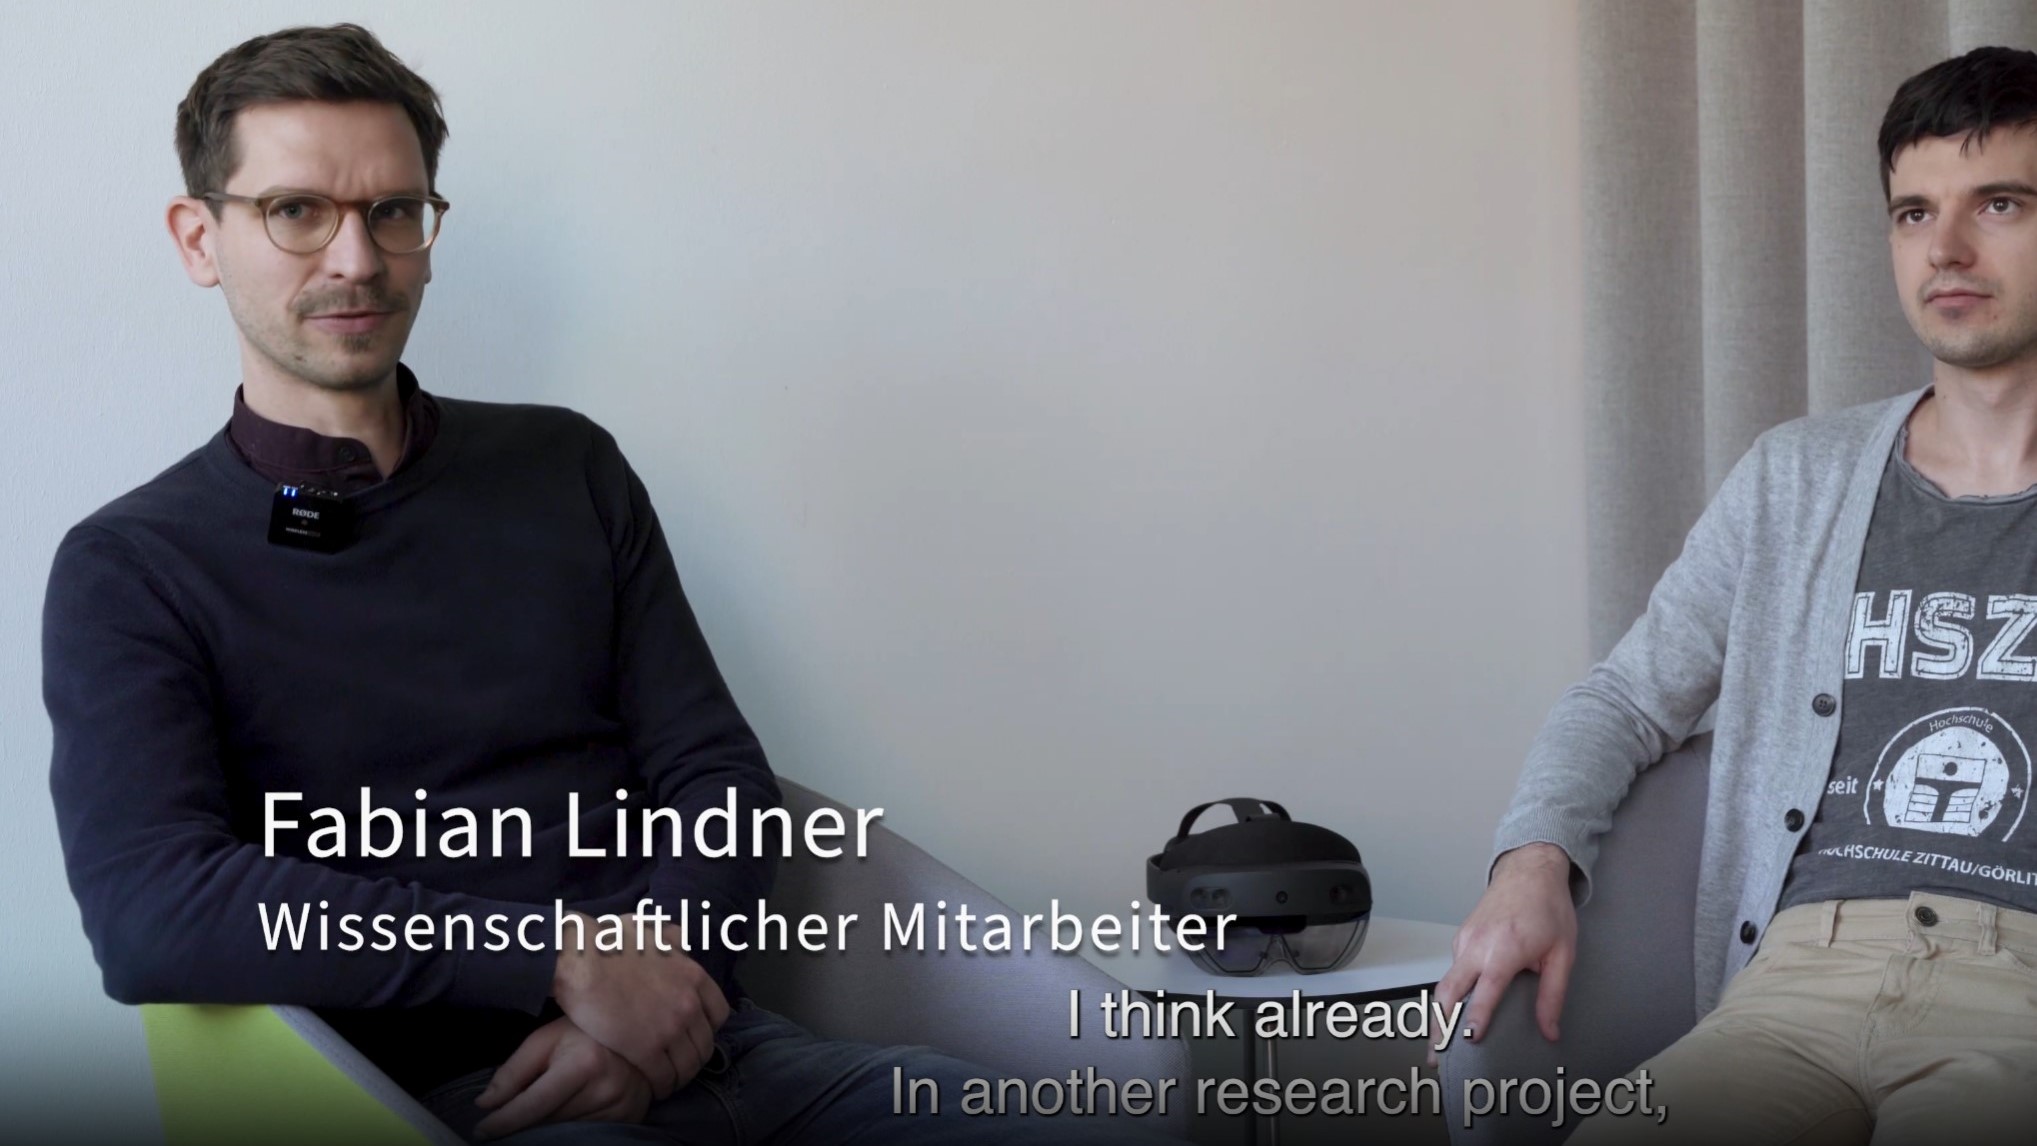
[1565,892,2037,1146]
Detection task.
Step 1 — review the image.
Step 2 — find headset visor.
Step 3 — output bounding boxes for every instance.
[1190,915,1369,976]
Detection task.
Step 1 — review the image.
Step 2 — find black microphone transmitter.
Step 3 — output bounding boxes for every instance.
[268,484,356,553]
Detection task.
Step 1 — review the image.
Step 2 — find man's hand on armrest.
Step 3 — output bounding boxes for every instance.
[1432,842,1578,1064]
[548,910,729,1100]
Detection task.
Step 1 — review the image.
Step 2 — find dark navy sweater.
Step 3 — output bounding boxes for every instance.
[43,394,780,1093]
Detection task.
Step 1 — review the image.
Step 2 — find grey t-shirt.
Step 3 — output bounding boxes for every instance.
[1779,418,2037,912]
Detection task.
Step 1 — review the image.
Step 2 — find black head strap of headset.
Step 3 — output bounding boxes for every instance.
[1172,797,1291,843]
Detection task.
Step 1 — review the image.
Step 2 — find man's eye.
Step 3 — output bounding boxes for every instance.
[372,201,416,221]
[1989,197,2018,214]
[1898,209,1927,224]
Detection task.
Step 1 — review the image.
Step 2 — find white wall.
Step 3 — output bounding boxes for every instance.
[0,1,1583,1139]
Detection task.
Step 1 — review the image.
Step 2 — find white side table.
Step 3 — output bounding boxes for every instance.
[1084,916,1458,1145]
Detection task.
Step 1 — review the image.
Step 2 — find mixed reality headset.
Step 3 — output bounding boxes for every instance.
[1146,797,1373,976]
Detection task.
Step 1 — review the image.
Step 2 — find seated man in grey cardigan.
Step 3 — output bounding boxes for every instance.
[1441,47,2037,1145]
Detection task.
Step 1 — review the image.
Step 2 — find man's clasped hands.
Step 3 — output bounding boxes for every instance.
[471,911,727,1140]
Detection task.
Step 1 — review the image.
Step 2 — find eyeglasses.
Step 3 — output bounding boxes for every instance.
[202,192,450,255]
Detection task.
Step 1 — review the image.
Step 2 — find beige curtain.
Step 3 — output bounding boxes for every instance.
[1583,0,2037,655]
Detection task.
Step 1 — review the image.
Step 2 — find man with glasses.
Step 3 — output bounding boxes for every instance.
[43,24,1163,1145]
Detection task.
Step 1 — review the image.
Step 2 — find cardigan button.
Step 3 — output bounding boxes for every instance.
[1784,808,1805,832]
[1812,693,1837,717]
[1739,920,1758,944]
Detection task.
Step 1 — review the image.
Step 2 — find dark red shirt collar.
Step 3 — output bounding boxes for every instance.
[228,364,441,495]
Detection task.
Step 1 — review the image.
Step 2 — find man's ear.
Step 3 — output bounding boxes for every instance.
[166,196,221,288]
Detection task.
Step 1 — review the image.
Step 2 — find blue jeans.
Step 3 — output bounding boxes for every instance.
[420,1000,1178,1144]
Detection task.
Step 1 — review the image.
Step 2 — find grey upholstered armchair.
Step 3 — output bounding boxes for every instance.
[1439,734,1713,1146]
[741,777,1193,1135]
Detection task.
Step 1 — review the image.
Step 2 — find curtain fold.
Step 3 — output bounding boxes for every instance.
[1582,0,2037,657]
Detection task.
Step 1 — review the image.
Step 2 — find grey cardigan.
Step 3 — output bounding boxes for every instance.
[1494,386,1930,1016]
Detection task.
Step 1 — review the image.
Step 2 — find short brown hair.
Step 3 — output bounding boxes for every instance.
[175,23,448,200]
[1880,46,2037,199]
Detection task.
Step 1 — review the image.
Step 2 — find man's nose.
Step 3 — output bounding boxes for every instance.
[1930,213,1976,270]
[319,206,387,280]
